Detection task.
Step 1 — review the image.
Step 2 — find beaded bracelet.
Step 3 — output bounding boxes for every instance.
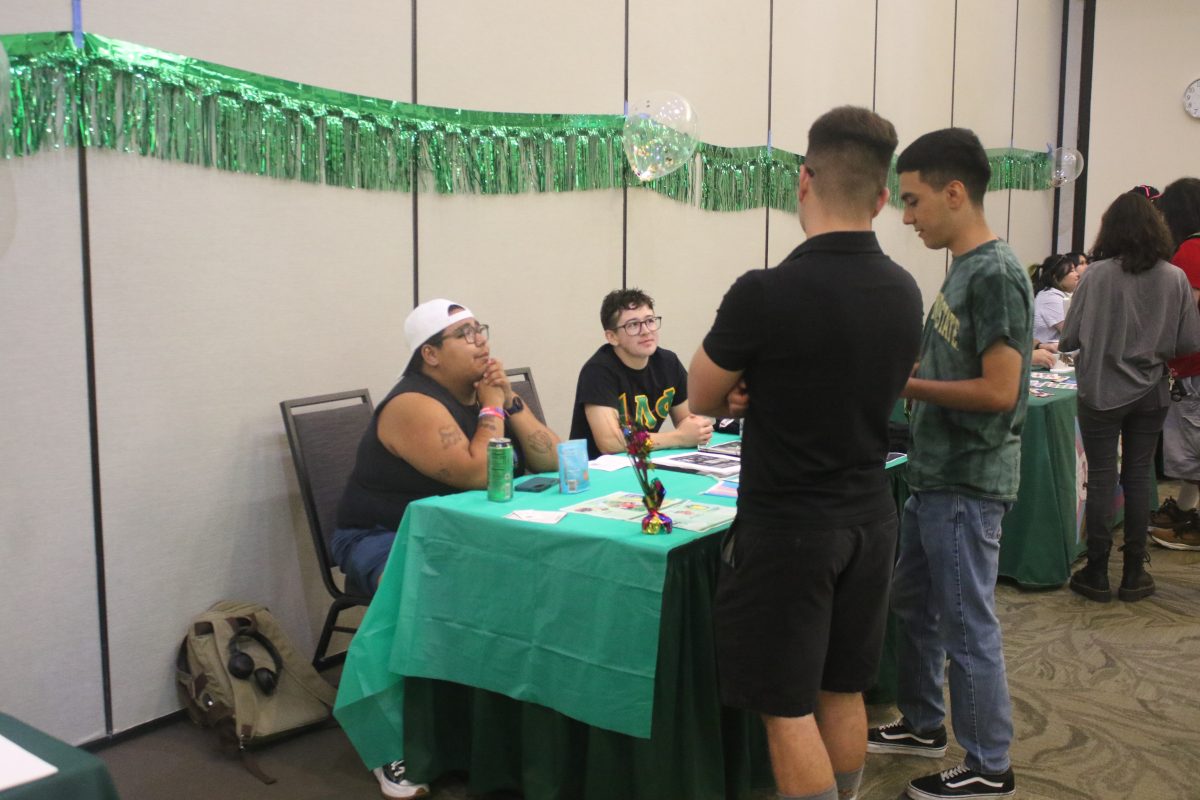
[479,406,507,420]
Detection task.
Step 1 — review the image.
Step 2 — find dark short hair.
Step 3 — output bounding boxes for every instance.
[600,288,655,330]
[804,106,898,215]
[896,128,991,206]
[1157,177,1200,250]
[1032,254,1076,293]
[403,303,465,375]
[1090,193,1174,275]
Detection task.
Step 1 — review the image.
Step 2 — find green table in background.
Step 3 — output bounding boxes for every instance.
[997,383,1084,588]
[0,714,119,800]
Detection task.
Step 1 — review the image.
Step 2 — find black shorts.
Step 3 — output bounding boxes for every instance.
[713,513,898,718]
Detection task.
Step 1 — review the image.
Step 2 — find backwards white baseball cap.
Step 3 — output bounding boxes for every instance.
[404,298,476,358]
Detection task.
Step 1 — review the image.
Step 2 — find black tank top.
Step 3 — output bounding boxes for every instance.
[336,372,524,531]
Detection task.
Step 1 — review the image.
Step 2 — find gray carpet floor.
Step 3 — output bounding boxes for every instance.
[96,529,1200,800]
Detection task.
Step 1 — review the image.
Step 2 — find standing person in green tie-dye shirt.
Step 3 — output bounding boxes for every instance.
[866,128,1032,800]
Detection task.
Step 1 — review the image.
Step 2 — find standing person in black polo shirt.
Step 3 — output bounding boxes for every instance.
[690,106,923,800]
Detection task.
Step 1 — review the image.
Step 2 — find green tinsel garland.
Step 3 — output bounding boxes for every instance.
[0,32,1053,212]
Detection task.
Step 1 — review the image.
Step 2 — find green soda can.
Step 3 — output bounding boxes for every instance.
[487,438,514,502]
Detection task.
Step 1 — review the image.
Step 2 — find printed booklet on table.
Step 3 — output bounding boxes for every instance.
[561,491,682,522]
[651,451,742,478]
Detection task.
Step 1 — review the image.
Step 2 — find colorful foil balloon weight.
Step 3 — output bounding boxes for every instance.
[1050,147,1084,188]
[621,421,673,534]
[623,92,698,181]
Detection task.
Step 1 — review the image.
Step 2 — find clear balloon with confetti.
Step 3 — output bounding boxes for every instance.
[1050,147,1084,188]
[623,92,698,181]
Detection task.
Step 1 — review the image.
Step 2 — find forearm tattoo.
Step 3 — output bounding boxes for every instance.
[527,430,554,454]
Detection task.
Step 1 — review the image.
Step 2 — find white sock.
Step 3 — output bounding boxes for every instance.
[1179,482,1199,510]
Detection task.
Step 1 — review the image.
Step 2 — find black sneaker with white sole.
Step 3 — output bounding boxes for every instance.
[373,760,429,799]
[867,718,948,757]
[906,763,1015,799]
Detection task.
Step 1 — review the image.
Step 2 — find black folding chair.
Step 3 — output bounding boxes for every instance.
[280,390,374,670]
[505,367,547,425]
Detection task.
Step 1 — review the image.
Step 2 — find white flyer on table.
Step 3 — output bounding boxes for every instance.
[588,454,631,472]
[0,734,58,791]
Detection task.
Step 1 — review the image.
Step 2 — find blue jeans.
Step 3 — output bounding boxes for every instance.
[892,491,1014,773]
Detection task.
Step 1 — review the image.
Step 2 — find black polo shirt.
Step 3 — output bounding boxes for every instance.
[702,231,923,527]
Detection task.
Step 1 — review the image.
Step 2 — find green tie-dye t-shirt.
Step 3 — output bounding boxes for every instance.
[907,239,1033,501]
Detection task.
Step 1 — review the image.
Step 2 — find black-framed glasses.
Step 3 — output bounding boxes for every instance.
[612,316,662,336]
[446,323,490,345]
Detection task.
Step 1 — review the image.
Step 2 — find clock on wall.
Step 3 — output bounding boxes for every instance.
[1186,78,1200,119]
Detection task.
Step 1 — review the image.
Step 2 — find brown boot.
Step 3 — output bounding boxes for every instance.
[1118,545,1155,602]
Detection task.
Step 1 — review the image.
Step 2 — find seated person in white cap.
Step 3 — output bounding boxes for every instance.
[333,298,561,597]
[331,299,561,799]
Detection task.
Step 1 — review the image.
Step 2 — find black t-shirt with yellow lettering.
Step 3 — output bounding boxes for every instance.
[569,345,688,458]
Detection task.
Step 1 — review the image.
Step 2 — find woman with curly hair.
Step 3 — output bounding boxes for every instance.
[1060,191,1200,602]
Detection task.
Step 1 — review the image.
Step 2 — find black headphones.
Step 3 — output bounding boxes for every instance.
[227,617,284,696]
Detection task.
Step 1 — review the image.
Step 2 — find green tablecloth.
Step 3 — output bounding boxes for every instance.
[0,714,119,800]
[997,383,1083,588]
[334,455,740,771]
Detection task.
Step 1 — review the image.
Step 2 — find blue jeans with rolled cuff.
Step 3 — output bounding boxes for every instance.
[891,490,1014,774]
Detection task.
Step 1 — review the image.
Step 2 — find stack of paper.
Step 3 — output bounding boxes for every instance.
[651,451,741,478]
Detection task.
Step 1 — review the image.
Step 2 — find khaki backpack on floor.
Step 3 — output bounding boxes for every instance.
[175,600,337,783]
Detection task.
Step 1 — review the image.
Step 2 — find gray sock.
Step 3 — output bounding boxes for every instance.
[835,766,864,800]
[777,785,838,800]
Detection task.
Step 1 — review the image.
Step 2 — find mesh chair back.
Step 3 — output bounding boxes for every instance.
[505,367,546,425]
[281,390,373,597]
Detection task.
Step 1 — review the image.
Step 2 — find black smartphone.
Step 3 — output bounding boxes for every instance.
[515,476,557,492]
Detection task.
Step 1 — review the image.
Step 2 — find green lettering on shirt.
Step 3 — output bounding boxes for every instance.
[654,388,676,420]
[633,394,656,428]
[929,291,961,350]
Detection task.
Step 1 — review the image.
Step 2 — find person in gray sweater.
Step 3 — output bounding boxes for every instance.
[1061,192,1200,602]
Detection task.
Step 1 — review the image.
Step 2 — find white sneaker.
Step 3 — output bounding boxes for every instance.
[373,760,429,798]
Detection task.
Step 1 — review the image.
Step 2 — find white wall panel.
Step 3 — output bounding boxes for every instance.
[85,0,412,100]
[1007,0,1063,266]
[0,1,73,31]
[767,0,877,267]
[86,153,412,730]
[0,152,105,744]
[417,191,623,438]
[875,0,956,311]
[417,1,623,114]
[629,0,770,148]
[1087,1,1200,246]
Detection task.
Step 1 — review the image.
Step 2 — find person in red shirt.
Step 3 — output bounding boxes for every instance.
[1153,178,1200,550]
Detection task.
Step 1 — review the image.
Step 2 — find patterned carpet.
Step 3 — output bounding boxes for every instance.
[861,537,1200,800]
